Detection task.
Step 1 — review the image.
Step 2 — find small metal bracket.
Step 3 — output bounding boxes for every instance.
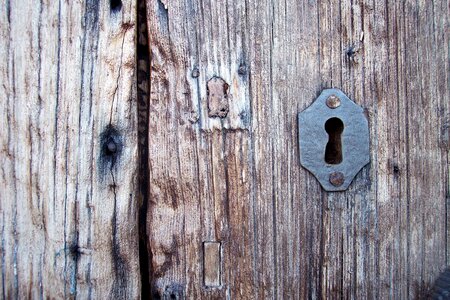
[298,88,370,191]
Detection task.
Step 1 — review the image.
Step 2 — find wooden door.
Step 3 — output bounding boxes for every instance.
[1,0,449,299]
[144,0,449,298]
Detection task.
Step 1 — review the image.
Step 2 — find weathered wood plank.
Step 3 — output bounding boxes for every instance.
[146,0,253,298]
[0,0,140,298]
[146,0,449,298]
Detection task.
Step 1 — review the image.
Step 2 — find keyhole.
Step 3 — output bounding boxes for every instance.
[324,117,344,164]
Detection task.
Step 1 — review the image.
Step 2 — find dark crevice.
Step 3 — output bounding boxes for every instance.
[137,0,152,298]
[110,0,122,12]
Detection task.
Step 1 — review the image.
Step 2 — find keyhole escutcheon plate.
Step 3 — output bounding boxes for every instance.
[298,88,370,191]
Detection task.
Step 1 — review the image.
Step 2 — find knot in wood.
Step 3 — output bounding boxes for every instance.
[98,125,123,179]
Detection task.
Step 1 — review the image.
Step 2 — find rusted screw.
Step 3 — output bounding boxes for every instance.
[191,67,200,78]
[329,171,345,187]
[326,95,341,109]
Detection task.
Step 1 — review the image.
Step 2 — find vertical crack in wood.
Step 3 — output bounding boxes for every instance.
[109,36,126,124]
[443,114,450,265]
[136,0,151,297]
[446,121,450,265]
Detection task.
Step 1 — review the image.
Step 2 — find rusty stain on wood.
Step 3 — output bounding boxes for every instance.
[207,76,229,118]
[203,242,221,287]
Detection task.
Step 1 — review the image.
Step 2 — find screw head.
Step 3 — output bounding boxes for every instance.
[329,171,345,187]
[326,95,341,109]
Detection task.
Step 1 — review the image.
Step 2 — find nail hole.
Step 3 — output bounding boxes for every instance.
[393,165,400,174]
[191,67,200,78]
[238,63,247,75]
[110,0,122,12]
[324,117,344,164]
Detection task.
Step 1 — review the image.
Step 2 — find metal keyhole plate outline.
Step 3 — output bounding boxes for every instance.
[298,88,370,191]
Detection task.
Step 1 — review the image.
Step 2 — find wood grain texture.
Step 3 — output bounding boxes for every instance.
[0,0,140,298]
[146,0,449,299]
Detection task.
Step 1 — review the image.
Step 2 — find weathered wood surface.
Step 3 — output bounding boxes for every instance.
[146,0,449,299]
[0,0,141,298]
[0,0,449,299]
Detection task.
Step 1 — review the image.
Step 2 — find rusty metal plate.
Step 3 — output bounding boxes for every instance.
[298,88,370,191]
